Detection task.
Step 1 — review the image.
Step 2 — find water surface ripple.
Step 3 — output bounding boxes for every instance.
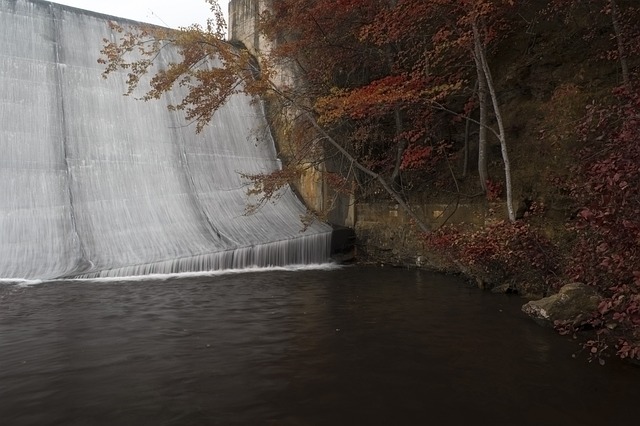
[1,267,639,425]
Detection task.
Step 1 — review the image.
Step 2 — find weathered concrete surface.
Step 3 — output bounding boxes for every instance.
[355,202,486,267]
[228,0,264,55]
[522,283,602,328]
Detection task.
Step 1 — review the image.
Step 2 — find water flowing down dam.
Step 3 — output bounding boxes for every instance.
[0,0,333,280]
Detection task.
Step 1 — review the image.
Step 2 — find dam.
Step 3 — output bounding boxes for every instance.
[0,0,332,280]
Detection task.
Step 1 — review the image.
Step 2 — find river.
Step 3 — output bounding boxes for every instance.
[1,265,639,425]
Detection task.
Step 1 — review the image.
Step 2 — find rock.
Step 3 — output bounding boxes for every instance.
[522,283,602,327]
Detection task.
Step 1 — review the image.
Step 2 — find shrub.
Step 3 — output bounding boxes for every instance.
[427,218,559,294]
[564,87,640,361]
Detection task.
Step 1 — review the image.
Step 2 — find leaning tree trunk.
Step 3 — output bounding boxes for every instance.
[390,106,406,191]
[302,111,431,234]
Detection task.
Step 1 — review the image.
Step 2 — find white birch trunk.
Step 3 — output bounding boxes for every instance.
[473,21,516,222]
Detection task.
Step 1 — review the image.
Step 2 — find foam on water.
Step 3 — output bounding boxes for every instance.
[0,0,332,280]
[1,263,342,287]
[0,278,45,286]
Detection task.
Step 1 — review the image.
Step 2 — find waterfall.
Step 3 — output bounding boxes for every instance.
[0,0,332,280]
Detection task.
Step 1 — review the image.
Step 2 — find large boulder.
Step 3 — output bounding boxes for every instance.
[522,283,602,327]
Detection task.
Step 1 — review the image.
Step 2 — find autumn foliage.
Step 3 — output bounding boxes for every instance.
[562,87,640,360]
[428,217,559,294]
[98,0,640,360]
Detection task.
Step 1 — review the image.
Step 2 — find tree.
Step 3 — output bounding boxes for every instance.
[471,15,515,221]
[347,0,518,219]
[99,1,262,133]
[261,0,427,196]
[100,0,441,232]
[100,0,523,231]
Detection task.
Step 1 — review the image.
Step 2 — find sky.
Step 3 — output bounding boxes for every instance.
[52,0,230,30]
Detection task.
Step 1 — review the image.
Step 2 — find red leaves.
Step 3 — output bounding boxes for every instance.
[578,208,594,221]
[598,299,612,315]
[565,86,640,360]
[427,220,559,285]
[617,340,640,360]
[400,145,433,170]
[240,167,305,213]
[316,75,416,123]
[485,179,503,202]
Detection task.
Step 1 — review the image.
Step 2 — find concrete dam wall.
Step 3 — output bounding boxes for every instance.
[0,0,332,280]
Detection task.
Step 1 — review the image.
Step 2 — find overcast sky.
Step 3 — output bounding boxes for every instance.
[52,0,230,30]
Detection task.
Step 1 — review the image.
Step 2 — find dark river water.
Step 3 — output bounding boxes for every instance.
[1,266,639,426]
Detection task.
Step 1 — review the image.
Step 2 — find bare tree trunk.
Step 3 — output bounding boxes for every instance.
[390,106,406,191]
[385,0,405,192]
[473,21,516,222]
[462,79,479,179]
[462,114,471,178]
[474,40,489,193]
[610,0,631,90]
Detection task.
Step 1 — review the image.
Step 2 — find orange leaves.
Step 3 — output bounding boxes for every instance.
[240,166,305,213]
[315,75,415,123]
[315,70,462,127]
[359,1,425,46]
[98,4,272,133]
[98,22,162,91]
